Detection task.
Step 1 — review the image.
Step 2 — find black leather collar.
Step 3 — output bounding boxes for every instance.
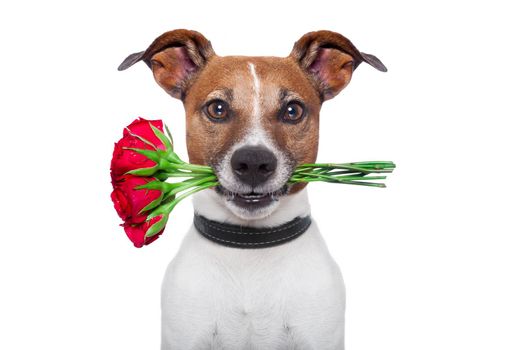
[193,214,312,249]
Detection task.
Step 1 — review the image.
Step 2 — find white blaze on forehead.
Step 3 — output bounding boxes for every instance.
[248,62,261,120]
[246,62,265,144]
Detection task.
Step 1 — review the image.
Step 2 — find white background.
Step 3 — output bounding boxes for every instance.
[1,0,524,349]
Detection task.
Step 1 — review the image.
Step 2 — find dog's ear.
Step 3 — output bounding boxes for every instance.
[118,29,215,100]
[289,30,387,101]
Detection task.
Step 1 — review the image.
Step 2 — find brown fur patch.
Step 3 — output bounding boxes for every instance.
[182,56,321,195]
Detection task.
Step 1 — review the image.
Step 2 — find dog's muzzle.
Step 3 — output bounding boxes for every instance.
[214,144,291,212]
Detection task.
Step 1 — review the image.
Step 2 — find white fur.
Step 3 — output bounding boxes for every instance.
[161,189,346,349]
[248,62,261,122]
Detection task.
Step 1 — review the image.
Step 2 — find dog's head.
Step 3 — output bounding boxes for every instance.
[119,29,386,220]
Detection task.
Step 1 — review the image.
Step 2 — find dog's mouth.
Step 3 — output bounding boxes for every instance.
[215,185,289,210]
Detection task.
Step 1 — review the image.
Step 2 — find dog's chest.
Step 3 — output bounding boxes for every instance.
[161,222,346,350]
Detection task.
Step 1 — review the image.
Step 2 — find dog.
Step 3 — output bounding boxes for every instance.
[119,29,386,350]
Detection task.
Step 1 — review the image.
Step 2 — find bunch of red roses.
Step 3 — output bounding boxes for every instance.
[110,118,217,248]
[110,118,395,248]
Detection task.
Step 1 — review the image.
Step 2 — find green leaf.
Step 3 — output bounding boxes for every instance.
[122,147,160,162]
[167,151,183,164]
[145,215,168,238]
[134,180,168,191]
[125,166,158,176]
[165,125,174,146]
[150,123,173,152]
[147,198,175,220]
[139,193,164,214]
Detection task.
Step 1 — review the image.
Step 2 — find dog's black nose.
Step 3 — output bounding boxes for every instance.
[231,146,277,187]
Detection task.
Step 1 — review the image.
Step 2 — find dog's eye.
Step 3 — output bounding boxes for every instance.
[281,101,305,123]
[205,100,229,121]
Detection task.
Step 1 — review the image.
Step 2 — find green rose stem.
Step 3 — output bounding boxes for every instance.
[142,179,219,238]
[127,123,395,238]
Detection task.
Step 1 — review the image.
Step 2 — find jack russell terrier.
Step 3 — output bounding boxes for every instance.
[119,29,386,350]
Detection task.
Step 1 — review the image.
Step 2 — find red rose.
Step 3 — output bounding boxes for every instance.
[110,117,177,248]
[111,118,165,180]
[123,215,167,248]
[111,175,162,224]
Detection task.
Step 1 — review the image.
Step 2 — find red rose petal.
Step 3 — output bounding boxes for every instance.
[111,188,131,221]
[123,216,166,248]
[111,176,162,224]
